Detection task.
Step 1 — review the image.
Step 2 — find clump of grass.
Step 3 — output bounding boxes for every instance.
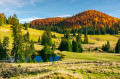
[0,63,51,78]
[40,73,76,79]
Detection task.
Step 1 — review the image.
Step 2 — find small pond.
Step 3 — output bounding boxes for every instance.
[9,54,60,63]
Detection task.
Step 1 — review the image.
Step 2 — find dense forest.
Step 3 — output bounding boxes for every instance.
[30,10,120,35]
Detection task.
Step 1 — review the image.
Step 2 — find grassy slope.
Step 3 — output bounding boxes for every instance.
[0,24,64,50]
[0,24,120,79]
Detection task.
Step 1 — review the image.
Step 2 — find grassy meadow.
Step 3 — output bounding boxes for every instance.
[0,24,120,79]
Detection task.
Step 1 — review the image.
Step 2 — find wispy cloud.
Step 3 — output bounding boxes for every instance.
[19,14,72,23]
[57,15,72,17]
[0,0,44,7]
[19,17,43,23]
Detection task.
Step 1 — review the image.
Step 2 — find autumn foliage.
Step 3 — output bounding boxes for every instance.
[30,10,120,29]
[30,17,64,28]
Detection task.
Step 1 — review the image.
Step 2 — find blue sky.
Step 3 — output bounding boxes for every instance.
[0,0,120,23]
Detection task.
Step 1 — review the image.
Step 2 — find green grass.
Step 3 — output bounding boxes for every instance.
[60,51,120,62]
[0,24,120,79]
[0,24,64,50]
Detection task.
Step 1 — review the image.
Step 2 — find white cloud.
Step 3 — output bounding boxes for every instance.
[19,17,43,23]
[57,15,72,17]
[0,0,44,7]
[19,14,72,23]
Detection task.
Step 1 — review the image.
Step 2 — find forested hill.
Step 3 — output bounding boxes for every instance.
[30,10,120,29]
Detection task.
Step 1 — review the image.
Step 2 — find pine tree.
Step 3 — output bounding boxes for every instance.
[52,42,56,51]
[97,28,101,35]
[58,38,72,51]
[8,16,12,24]
[11,23,25,62]
[84,37,88,44]
[72,40,78,52]
[76,33,82,44]
[115,26,118,34]
[0,37,9,60]
[0,39,4,60]
[11,14,19,25]
[3,37,9,57]
[24,31,30,42]
[84,29,88,44]
[38,36,41,43]
[102,41,110,52]
[3,15,7,24]
[73,29,76,37]
[78,42,83,53]
[0,14,4,26]
[24,22,29,30]
[115,38,120,53]
[64,29,70,39]
[29,40,36,62]
[41,28,52,46]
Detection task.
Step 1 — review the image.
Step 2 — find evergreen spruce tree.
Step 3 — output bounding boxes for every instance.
[84,28,88,44]
[24,22,29,30]
[11,23,25,62]
[3,37,9,58]
[0,37,9,60]
[66,40,72,51]
[12,14,19,25]
[0,14,4,26]
[52,42,56,51]
[58,38,72,51]
[76,33,82,44]
[3,15,7,24]
[64,29,70,39]
[115,38,120,53]
[115,26,118,34]
[0,39,4,60]
[102,41,110,52]
[8,16,12,24]
[24,31,30,42]
[78,42,83,53]
[97,28,101,35]
[106,25,109,34]
[38,36,41,43]
[101,27,106,35]
[73,29,76,37]
[106,41,110,52]
[72,40,78,52]
[93,26,95,35]
[41,28,52,46]
[29,40,36,62]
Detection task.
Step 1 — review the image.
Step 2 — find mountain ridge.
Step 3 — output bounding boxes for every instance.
[30,10,120,28]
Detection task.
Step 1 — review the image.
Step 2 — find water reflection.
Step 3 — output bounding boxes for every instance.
[26,54,60,62]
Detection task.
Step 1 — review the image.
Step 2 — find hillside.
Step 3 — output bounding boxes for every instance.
[30,10,120,29]
[30,17,64,28]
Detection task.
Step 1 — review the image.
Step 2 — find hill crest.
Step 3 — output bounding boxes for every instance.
[30,10,120,28]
